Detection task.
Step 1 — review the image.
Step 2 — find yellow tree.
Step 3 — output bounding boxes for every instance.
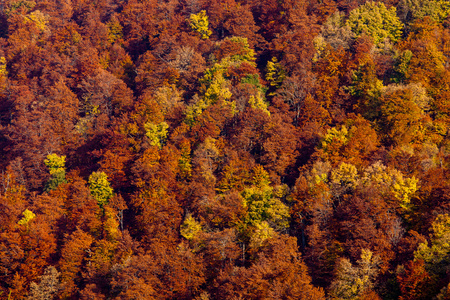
[189,10,212,39]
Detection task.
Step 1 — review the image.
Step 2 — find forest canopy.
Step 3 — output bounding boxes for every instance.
[1,0,450,299]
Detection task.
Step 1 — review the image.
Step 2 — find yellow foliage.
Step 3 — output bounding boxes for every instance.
[390,175,418,211]
[248,92,270,115]
[251,165,271,188]
[330,249,381,299]
[44,153,66,175]
[266,57,286,90]
[414,214,450,275]
[26,10,49,32]
[331,162,359,189]
[249,221,276,249]
[89,171,114,208]
[361,161,419,212]
[18,209,36,226]
[204,72,232,103]
[309,160,332,185]
[144,121,169,149]
[107,17,123,44]
[321,125,349,150]
[178,142,192,179]
[189,10,212,39]
[103,207,121,241]
[242,166,290,230]
[184,97,209,126]
[186,36,257,125]
[180,215,202,240]
[0,57,7,77]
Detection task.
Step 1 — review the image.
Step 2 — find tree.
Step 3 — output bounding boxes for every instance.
[397,259,433,300]
[414,214,450,278]
[314,11,355,54]
[28,266,60,300]
[180,214,202,241]
[44,153,67,191]
[89,171,114,208]
[144,121,169,149]
[346,2,403,45]
[317,115,379,167]
[189,10,212,39]
[399,0,450,23]
[329,249,381,300]
[214,235,325,299]
[241,166,290,231]
[203,0,261,45]
[379,84,429,146]
[59,228,94,298]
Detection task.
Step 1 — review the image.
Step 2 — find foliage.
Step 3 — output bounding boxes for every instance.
[347,2,403,45]
[107,16,123,44]
[0,57,7,77]
[28,266,60,300]
[2,0,450,298]
[241,166,290,230]
[329,249,381,299]
[265,57,285,88]
[88,171,114,208]
[189,10,212,39]
[17,209,35,226]
[313,11,355,61]
[25,10,48,32]
[144,121,169,149]
[401,0,450,23]
[392,50,413,83]
[414,214,450,276]
[330,162,358,189]
[248,92,270,115]
[180,215,202,240]
[44,154,67,191]
[362,161,419,212]
[186,36,257,125]
[5,0,36,15]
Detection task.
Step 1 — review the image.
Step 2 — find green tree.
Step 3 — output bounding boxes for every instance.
[392,50,413,83]
[401,0,450,23]
[347,2,403,45]
[241,166,290,230]
[414,214,450,277]
[44,154,67,191]
[144,121,169,149]
[88,171,114,208]
[185,37,257,125]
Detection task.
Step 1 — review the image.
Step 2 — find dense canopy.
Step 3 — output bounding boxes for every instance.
[1,0,450,299]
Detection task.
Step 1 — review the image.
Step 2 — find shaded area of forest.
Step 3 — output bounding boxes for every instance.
[1,0,450,299]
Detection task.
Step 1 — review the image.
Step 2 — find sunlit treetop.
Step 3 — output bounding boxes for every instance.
[189,10,212,39]
[346,1,403,45]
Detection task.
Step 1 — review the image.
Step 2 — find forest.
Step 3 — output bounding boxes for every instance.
[1,0,450,299]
